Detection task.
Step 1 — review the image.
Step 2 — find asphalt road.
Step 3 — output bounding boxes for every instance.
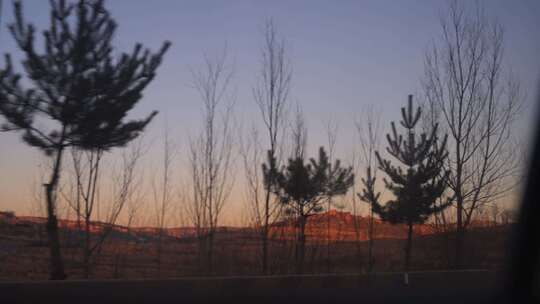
[0,270,508,304]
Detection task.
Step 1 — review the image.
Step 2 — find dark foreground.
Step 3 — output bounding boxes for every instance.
[1,270,511,304]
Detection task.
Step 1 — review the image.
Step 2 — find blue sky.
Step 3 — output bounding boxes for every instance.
[0,1,539,223]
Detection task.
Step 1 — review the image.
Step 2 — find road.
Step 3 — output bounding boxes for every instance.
[1,270,507,304]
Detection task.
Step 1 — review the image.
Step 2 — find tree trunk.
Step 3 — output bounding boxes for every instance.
[296,215,307,274]
[262,189,270,275]
[455,127,464,270]
[326,199,331,272]
[197,234,205,274]
[44,146,67,280]
[368,207,375,273]
[156,229,163,276]
[404,221,413,272]
[207,231,214,274]
[354,230,363,273]
[456,197,464,269]
[83,215,91,278]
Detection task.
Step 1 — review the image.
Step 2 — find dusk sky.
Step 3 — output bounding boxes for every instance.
[0,0,539,226]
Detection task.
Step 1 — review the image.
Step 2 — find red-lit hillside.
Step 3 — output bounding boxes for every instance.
[271,209,437,242]
[0,210,509,280]
[1,209,487,243]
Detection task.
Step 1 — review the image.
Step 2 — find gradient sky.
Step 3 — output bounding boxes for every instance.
[0,1,539,226]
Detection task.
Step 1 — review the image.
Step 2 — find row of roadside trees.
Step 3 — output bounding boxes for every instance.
[0,0,523,279]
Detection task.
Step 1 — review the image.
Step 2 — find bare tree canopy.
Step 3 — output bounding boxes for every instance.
[251,19,292,274]
[152,124,175,275]
[187,48,236,274]
[354,105,382,272]
[254,19,292,157]
[422,0,523,267]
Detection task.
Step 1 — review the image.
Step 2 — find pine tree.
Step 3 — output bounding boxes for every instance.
[263,147,354,273]
[364,95,450,271]
[0,0,170,279]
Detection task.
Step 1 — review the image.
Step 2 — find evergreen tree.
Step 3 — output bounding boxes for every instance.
[363,95,450,271]
[263,147,354,273]
[0,0,170,279]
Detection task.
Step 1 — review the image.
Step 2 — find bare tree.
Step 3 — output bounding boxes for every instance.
[239,124,268,270]
[348,134,363,271]
[28,161,49,246]
[187,49,235,274]
[355,106,382,273]
[240,126,263,228]
[124,143,147,231]
[324,118,338,272]
[100,140,147,277]
[253,19,292,274]
[28,162,48,219]
[264,104,306,274]
[110,138,148,278]
[61,138,146,278]
[151,124,175,275]
[70,148,102,278]
[290,104,307,160]
[423,0,523,268]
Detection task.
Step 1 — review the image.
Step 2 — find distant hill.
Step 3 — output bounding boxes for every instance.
[0,209,496,244]
[270,209,438,242]
[0,210,511,279]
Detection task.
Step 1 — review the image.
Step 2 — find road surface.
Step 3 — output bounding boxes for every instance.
[1,270,506,304]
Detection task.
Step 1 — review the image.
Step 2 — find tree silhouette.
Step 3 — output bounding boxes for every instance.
[253,20,291,275]
[365,95,450,271]
[0,0,170,279]
[423,1,522,268]
[263,146,354,273]
[187,49,235,275]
